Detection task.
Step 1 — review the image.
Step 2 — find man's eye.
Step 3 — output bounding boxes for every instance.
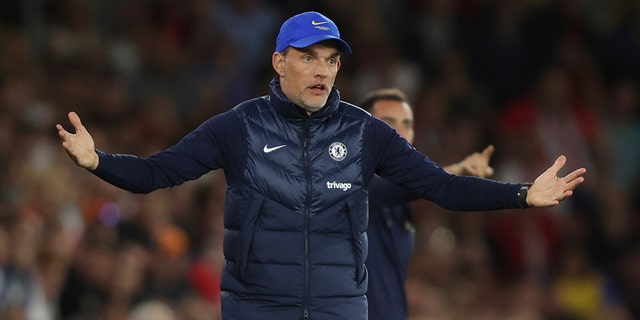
[328,58,337,65]
[303,56,312,62]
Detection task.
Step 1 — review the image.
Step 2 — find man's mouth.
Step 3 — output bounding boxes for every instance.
[309,84,327,94]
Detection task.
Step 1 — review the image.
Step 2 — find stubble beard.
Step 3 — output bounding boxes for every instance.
[297,93,328,114]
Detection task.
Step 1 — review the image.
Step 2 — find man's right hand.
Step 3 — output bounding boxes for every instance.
[56,111,99,170]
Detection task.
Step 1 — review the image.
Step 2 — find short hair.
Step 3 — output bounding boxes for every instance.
[361,88,409,112]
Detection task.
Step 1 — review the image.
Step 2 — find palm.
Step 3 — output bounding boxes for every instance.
[56,112,99,170]
[528,155,586,207]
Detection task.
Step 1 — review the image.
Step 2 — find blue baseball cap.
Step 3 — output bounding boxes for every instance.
[276,11,352,54]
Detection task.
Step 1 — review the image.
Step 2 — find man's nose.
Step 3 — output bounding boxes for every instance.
[314,61,329,77]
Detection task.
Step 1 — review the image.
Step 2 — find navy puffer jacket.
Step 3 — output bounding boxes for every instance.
[220,79,370,319]
[92,77,523,319]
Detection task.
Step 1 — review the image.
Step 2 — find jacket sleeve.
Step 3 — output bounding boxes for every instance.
[368,176,422,207]
[91,110,243,194]
[364,117,522,211]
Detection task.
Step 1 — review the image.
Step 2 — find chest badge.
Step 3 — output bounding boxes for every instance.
[329,142,347,161]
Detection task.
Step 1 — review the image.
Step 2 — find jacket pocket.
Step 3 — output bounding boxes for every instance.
[238,192,265,280]
[344,190,369,284]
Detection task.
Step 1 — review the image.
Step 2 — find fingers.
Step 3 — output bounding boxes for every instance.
[56,113,76,141]
[56,111,83,138]
[563,167,587,182]
[481,145,495,161]
[56,123,70,140]
[484,166,495,177]
[527,156,587,208]
[558,190,574,201]
[56,112,82,148]
[455,146,496,178]
[563,169,586,191]
[480,145,495,177]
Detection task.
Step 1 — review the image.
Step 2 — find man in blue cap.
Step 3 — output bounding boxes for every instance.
[57,11,587,320]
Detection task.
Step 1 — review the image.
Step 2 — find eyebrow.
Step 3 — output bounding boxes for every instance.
[298,46,341,58]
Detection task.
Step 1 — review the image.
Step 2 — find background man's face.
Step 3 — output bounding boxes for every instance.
[371,99,415,144]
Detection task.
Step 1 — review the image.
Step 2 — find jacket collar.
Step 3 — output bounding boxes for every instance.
[269,77,341,120]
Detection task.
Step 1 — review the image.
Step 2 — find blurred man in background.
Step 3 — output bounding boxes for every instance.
[362,88,494,320]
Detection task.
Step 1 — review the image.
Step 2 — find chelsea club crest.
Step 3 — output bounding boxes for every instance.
[329,142,347,161]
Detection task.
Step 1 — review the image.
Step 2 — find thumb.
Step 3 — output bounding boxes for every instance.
[549,155,567,175]
[68,111,85,133]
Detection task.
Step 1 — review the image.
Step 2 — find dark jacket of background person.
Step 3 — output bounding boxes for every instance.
[366,175,420,320]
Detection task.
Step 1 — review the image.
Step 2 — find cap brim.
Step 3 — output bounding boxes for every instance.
[289,35,352,54]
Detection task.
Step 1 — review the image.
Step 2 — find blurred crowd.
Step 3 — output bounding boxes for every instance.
[0,0,638,319]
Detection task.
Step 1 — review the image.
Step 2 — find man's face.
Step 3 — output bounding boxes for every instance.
[371,99,414,144]
[272,43,341,114]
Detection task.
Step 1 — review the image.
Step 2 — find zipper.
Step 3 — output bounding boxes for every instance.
[302,120,311,319]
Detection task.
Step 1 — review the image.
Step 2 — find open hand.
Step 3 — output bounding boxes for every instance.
[527,155,586,207]
[56,112,99,170]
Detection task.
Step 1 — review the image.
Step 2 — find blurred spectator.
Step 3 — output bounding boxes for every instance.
[209,0,281,80]
[549,244,631,319]
[612,241,640,319]
[602,79,640,191]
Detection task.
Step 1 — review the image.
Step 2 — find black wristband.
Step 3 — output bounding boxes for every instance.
[517,184,532,208]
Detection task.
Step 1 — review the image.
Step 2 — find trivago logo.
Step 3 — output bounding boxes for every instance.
[326,181,352,191]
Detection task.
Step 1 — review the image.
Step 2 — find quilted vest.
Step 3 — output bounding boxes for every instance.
[220,79,370,319]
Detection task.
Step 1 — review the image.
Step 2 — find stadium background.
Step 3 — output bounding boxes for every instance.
[0,0,638,319]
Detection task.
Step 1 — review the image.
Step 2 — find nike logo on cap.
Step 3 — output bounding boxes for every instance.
[263,144,287,153]
[311,20,329,26]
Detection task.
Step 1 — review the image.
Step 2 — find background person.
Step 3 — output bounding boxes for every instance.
[362,88,494,320]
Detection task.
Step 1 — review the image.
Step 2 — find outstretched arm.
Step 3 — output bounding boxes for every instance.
[444,145,495,178]
[526,155,586,208]
[56,111,99,170]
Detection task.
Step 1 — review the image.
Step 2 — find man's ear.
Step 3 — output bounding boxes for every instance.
[272,52,285,76]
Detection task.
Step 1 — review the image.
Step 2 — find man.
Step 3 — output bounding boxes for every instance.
[361,88,494,320]
[56,11,586,320]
